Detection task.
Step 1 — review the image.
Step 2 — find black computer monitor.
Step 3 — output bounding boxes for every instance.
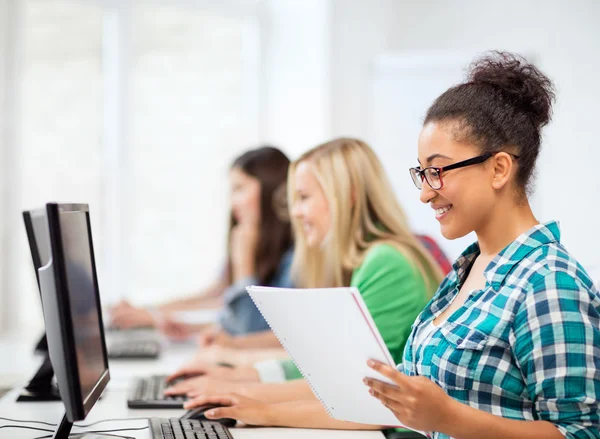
[38,203,111,438]
[18,209,61,402]
[23,209,52,289]
[23,209,51,354]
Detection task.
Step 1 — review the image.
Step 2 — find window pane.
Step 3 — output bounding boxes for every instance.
[16,0,103,334]
[129,5,260,303]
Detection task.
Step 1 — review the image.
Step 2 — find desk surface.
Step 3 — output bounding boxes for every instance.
[0,335,384,439]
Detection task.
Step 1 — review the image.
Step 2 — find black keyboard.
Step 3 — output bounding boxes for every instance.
[108,340,161,359]
[150,418,233,439]
[128,375,187,409]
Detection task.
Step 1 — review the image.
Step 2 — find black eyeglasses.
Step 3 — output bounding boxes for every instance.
[409,152,519,190]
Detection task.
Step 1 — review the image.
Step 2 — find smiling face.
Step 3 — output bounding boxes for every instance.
[290,161,331,248]
[417,121,499,240]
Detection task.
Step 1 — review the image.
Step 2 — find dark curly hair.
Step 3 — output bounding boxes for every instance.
[424,51,556,196]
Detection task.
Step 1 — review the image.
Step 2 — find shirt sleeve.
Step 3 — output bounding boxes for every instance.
[218,275,262,335]
[510,270,600,439]
[218,250,294,335]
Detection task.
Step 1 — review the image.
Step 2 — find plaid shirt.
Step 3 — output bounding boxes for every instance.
[401,221,600,439]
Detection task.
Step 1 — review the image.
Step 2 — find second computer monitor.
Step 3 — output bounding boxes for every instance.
[38,203,110,437]
[23,209,51,291]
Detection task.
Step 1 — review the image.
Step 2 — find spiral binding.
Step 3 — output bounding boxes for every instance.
[249,291,334,418]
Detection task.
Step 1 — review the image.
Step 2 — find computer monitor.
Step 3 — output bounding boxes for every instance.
[38,203,111,438]
[17,209,61,402]
[23,209,52,288]
[23,209,51,354]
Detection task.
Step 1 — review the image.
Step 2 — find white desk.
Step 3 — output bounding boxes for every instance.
[0,335,383,439]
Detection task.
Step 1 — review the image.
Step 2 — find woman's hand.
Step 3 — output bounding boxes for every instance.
[185,345,244,366]
[166,363,260,384]
[158,316,197,340]
[364,359,457,433]
[230,223,259,282]
[164,377,244,398]
[109,300,155,329]
[198,326,239,348]
[184,393,275,427]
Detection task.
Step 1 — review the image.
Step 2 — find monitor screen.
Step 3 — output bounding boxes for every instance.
[23,209,51,288]
[39,203,110,425]
[58,209,107,404]
[30,210,51,268]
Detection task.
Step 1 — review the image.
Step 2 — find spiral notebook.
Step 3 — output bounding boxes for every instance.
[247,285,411,428]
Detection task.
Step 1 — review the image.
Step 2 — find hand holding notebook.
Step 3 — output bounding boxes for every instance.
[247,285,415,429]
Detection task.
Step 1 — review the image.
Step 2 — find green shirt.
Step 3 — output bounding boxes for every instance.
[281,243,432,380]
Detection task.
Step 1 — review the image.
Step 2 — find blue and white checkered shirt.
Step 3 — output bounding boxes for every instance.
[401,221,600,439]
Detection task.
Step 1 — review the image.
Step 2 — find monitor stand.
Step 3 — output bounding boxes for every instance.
[16,355,61,402]
[52,411,121,439]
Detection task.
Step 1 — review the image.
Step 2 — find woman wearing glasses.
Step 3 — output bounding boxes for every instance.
[363,52,600,438]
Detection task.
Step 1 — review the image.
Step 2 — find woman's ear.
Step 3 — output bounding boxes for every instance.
[491,152,514,190]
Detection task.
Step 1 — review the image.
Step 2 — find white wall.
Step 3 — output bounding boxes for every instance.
[0,0,8,331]
[260,0,332,158]
[0,0,334,335]
[1,0,599,335]
[0,0,22,332]
[330,0,600,275]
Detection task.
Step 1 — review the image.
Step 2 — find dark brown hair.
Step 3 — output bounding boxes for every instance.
[226,146,292,285]
[424,51,555,196]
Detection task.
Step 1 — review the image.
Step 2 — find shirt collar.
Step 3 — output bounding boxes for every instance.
[452,221,562,290]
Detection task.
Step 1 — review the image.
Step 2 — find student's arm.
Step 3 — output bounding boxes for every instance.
[205,330,281,349]
[366,361,563,439]
[109,279,226,329]
[185,394,383,430]
[366,271,600,439]
[186,345,290,368]
[237,331,281,348]
[166,376,315,403]
[239,379,314,402]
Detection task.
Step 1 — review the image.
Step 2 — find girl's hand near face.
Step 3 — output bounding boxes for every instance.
[230,222,259,282]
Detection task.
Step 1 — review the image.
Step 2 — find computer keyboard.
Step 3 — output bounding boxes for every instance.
[108,340,161,359]
[149,418,233,439]
[128,375,187,408]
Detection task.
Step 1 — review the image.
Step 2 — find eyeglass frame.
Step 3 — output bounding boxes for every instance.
[409,152,520,190]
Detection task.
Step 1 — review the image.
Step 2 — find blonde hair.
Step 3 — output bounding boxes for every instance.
[288,138,443,294]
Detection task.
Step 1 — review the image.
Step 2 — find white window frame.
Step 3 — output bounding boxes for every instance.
[0,0,264,333]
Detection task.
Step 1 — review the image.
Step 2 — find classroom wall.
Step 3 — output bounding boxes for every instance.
[1,0,598,335]
[330,0,600,275]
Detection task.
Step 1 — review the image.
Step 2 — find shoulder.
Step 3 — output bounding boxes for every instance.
[278,247,294,269]
[510,242,600,321]
[352,243,426,308]
[359,243,412,273]
[269,247,294,287]
[353,243,418,286]
[515,242,597,297]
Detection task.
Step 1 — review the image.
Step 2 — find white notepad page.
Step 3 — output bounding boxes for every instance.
[247,285,410,428]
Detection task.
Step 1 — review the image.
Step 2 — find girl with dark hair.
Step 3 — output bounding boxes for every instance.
[110,146,294,339]
[363,52,600,438]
